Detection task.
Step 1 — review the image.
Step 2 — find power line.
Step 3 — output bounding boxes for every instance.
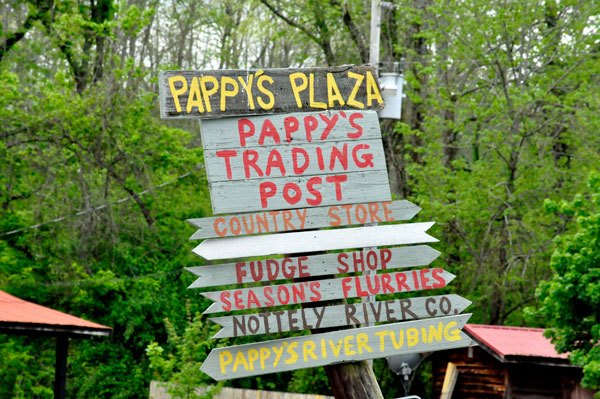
[0,164,205,237]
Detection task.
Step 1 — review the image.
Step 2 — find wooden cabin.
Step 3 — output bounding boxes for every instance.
[431,324,596,399]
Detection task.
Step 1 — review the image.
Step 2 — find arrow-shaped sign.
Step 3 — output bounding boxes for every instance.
[200,314,475,381]
[187,245,440,289]
[187,200,421,240]
[201,268,454,314]
[193,222,438,260]
[209,294,471,338]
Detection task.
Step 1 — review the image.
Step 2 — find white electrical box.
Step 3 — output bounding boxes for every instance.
[378,72,406,119]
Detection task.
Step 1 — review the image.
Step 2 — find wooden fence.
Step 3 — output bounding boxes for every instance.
[149,381,333,399]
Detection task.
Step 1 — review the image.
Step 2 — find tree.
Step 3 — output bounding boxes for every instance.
[533,172,600,391]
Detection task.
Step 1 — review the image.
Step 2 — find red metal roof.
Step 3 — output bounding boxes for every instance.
[465,324,568,360]
[0,289,111,335]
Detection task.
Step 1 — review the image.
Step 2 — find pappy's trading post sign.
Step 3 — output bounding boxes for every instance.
[159,65,383,119]
[201,110,391,213]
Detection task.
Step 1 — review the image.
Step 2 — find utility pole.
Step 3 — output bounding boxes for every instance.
[321,3,385,397]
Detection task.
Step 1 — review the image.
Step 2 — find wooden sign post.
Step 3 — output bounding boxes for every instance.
[159,65,472,398]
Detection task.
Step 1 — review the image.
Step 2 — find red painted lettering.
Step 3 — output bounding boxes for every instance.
[318,113,339,140]
[395,272,410,291]
[383,201,395,221]
[337,253,349,273]
[352,144,374,168]
[214,217,227,237]
[303,115,317,142]
[348,112,364,139]
[264,286,274,306]
[298,256,310,277]
[328,206,341,227]
[329,143,348,171]
[283,183,302,204]
[265,149,286,176]
[259,182,277,208]
[235,262,247,283]
[243,150,263,178]
[420,269,432,289]
[368,203,382,223]
[306,176,322,206]
[326,175,347,201]
[216,150,237,179]
[291,147,309,174]
[234,290,245,309]
[258,119,281,145]
[238,118,254,146]
[309,282,321,301]
[432,268,445,288]
[220,291,232,311]
[284,116,299,143]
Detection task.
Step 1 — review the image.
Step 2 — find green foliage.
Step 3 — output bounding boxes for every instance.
[0,336,54,399]
[532,173,600,391]
[146,304,225,399]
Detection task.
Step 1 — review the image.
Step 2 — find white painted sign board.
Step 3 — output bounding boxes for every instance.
[199,110,391,214]
[193,222,438,260]
[188,200,420,240]
[200,314,474,380]
[201,268,455,313]
[187,245,440,288]
[209,294,472,338]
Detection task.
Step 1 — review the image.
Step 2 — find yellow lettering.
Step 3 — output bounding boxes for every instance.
[257,73,274,110]
[326,73,345,107]
[247,349,259,371]
[168,76,188,113]
[344,335,356,356]
[390,330,404,349]
[259,347,270,370]
[303,340,318,362]
[186,77,205,113]
[374,331,389,351]
[356,333,372,354]
[365,71,384,106]
[346,72,365,108]
[328,339,343,357]
[272,345,284,367]
[289,72,308,108]
[407,328,419,347]
[309,73,326,109]
[220,76,239,111]
[238,75,256,110]
[321,339,327,359]
[444,321,461,341]
[199,76,219,113]
[428,323,443,343]
[285,342,298,364]
[233,351,249,372]
[219,350,233,375]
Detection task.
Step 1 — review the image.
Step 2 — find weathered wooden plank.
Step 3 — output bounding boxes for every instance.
[209,294,472,338]
[159,66,384,119]
[208,169,391,214]
[187,245,440,288]
[203,139,387,182]
[201,268,454,314]
[199,314,475,381]
[199,110,381,150]
[192,222,438,260]
[188,200,419,240]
